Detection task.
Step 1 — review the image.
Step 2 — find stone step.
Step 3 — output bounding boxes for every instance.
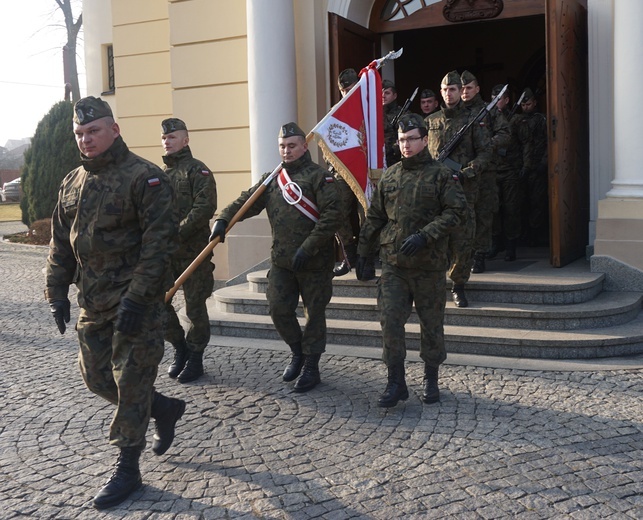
[207,304,643,359]
[247,261,605,305]
[213,284,642,330]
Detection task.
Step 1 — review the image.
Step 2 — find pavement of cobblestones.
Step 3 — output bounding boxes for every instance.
[1,239,643,519]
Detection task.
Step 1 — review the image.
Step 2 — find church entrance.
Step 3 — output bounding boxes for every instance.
[329,0,589,267]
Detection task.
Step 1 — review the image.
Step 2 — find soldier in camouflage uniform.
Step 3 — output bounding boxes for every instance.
[426,71,492,307]
[45,97,186,510]
[460,71,511,273]
[419,88,440,117]
[382,79,402,168]
[210,122,340,393]
[490,84,524,261]
[515,88,549,247]
[160,118,217,383]
[357,113,467,408]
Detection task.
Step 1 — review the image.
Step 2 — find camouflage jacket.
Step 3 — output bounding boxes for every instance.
[162,146,217,258]
[495,108,524,172]
[218,150,340,271]
[463,94,511,169]
[426,101,492,197]
[358,148,467,271]
[383,100,401,168]
[514,111,548,174]
[45,136,179,313]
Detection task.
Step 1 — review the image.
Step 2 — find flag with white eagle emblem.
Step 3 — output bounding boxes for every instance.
[310,62,384,210]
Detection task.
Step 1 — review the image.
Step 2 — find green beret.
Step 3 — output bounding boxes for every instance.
[161,118,188,134]
[460,70,478,85]
[382,79,396,91]
[397,113,426,133]
[73,96,113,125]
[420,89,435,99]
[491,84,506,97]
[522,88,535,101]
[338,68,358,89]
[441,70,462,87]
[278,122,306,139]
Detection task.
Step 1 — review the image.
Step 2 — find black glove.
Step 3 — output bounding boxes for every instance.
[209,219,228,243]
[49,298,71,334]
[400,233,427,257]
[115,298,147,335]
[355,256,367,281]
[292,248,310,272]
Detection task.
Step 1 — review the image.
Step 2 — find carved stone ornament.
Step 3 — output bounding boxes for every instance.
[443,0,504,23]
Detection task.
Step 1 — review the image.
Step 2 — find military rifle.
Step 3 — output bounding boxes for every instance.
[391,87,418,127]
[436,83,508,172]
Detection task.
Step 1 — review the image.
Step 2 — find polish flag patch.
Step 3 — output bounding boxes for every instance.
[147,177,161,187]
[200,169,210,176]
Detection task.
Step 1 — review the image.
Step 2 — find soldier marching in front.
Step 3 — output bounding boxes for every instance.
[210,123,340,393]
[426,71,492,307]
[357,113,467,407]
[46,97,186,509]
[161,118,217,383]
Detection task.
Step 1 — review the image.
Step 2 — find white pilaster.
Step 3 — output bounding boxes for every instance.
[608,0,643,198]
[246,0,297,183]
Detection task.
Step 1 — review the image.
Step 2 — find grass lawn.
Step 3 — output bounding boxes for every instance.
[0,203,22,222]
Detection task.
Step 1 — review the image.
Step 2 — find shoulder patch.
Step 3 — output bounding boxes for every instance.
[200,169,211,176]
[324,176,334,183]
[147,177,161,187]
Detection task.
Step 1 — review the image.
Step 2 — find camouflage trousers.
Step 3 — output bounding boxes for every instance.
[77,301,165,447]
[335,176,362,247]
[473,169,498,255]
[448,199,476,285]
[266,265,333,355]
[493,169,522,240]
[165,254,214,353]
[524,164,549,231]
[378,263,447,368]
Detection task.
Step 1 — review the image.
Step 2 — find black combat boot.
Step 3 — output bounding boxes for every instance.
[150,391,186,455]
[471,252,486,274]
[177,350,204,383]
[504,239,517,262]
[293,353,321,393]
[378,364,409,408]
[283,342,304,382]
[422,365,440,404]
[93,445,144,509]
[451,284,469,308]
[167,339,188,379]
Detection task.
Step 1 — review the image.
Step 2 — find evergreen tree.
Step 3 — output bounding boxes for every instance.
[21,101,80,225]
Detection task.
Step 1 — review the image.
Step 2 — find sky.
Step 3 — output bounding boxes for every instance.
[0,0,85,148]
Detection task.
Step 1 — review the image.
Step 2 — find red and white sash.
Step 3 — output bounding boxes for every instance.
[277,168,320,222]
[277,167,349,266]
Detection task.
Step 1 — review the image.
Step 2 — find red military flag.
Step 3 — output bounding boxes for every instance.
[310,62,385,210]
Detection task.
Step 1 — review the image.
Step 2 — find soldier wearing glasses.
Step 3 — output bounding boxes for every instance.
[357,114,467,408]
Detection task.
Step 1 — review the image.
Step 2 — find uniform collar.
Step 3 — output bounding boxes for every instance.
[80,136,129,173]
[162,145,192,167]
[400,147,431,170]
[282,150,312,173]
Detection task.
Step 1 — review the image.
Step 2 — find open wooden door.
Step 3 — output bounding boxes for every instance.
[328,13,380,106]
[546,0,589,266]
